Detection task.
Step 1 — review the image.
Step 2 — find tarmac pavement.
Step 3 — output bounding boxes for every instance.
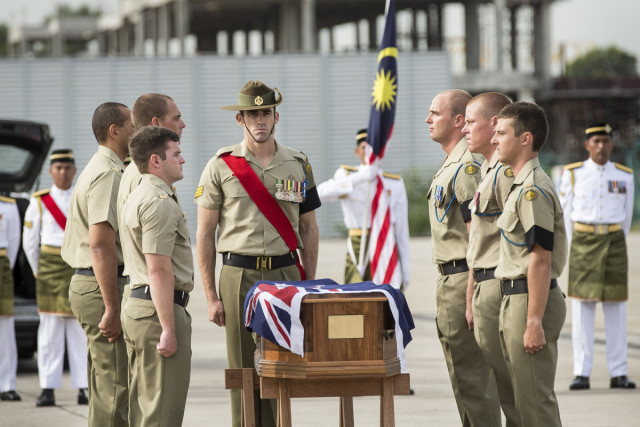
[2,234,639,426]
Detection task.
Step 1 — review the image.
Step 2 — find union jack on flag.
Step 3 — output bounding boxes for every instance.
[244,279,415,369]
[366,0,401,288]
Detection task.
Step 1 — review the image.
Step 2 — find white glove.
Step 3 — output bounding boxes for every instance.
[351,164,379,185]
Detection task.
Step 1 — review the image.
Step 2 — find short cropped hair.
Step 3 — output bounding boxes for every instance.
[129,126,180,173]
[440,89,472,118]
[497,102,549,152]
[92,102,129,144]
[132,93,173,129]
[468,92,512,119]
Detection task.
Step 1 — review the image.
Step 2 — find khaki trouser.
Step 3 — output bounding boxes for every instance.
[436,270,501,426]
[499,285,566,427]
[122,295,192,427]
[219,263,301,427]
[473,278,520,427]
[69,274,129,427]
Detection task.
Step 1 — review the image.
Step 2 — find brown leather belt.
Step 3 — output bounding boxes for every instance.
[473,268,496,283]
[75,265,126,278]
[437,259,468,276]
[501,278,558,295]
[222,252,298,271]
[130,286,189,308]
[574,222,622,235]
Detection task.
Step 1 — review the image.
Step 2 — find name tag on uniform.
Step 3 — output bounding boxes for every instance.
[434,185,444,207]
[608,180,626,194]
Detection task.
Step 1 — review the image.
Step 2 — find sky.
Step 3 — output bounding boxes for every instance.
[1,0,638,74]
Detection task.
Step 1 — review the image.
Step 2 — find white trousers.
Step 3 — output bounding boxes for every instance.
[0,316,18,392]
[572,299,628,377]
[37,313,88,389]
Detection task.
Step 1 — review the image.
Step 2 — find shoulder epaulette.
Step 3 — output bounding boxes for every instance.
[340,164,359,173]
[31,188,50,198]
[0,195,16,204]
[382,171,401,180]
[614,163,633,174]
[563,161,583,170]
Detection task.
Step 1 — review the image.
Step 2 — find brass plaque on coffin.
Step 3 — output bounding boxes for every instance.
[327,314,364,339]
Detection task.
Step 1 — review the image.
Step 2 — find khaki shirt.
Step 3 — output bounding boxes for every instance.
[495,157,567,280]
[427,138,482,264]
[62,145,124,268]
[467,151,515,270]
[120,174,194,293]
[117,160,142,220]
[194,141,317,256]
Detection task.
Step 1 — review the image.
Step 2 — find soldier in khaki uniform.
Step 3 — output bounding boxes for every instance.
[426,89,501,426]
[22,149,89,407]
[493,102,567,427]
[463,93,520,426]
[120,126,193,426]
[0,196,21,402]
[62,102,135,426]
[195,80,321,427]
[117,93,186,216]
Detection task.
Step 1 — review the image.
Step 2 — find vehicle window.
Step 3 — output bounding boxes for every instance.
[0,145,30,175]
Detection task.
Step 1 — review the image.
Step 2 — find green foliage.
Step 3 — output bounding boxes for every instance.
[566,46,637,78]
[43,4,100,25]
[402,167,433,236]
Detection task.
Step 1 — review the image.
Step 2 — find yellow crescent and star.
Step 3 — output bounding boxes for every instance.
[371,47,398,112]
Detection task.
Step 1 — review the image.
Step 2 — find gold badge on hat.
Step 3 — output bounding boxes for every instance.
[504,168,514,178]
[254,96,264,106]
[524,190,537,201]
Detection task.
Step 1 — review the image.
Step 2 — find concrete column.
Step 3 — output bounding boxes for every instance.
[464,0,480,70]
[226,31,233,55]
[367,16,376,51]
[533,1,552,87]
[510,6,518,70]
[411,9,419,51]
[300,0,316,52]
[278,1,300,52]
[52,33,63,56]
[495,0,506,71]
[174,0,190,55]
[146,8,158,56]
[157,4,170,56]
[134,11,145,56]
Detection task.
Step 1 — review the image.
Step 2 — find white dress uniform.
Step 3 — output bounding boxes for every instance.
[317,164,411,288]
[558,158,635,378]
[23,185,88,390]
[0,197,20,393]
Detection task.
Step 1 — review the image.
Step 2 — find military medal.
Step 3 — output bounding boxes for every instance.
[608,180,626,193]
[275,179,285,200]
[434,185,444,207]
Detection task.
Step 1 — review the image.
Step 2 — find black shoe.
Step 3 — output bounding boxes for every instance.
[36,389,55,407]
[610,376,636,389]
[0,390,21,401]
[569,376,590,390]
[77,388,89,405]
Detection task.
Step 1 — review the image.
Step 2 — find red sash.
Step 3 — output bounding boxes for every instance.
[40,193,67,230]
[221,152,306,280]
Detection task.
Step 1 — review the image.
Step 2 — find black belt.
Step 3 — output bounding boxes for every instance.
[437,259,468,276]
[501,278,558,295]
[130,286,189,308]
[473,268,496,283]
[222,252,298,271]
[76,265,126,278]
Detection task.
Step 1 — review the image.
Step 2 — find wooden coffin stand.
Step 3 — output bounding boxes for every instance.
[227,292,411,427]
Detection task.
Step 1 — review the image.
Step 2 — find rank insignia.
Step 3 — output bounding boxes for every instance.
[465,164,479,175]
[524,190,537,201]
[434,185,444,207]
[24,221,32,229]
[194,185,204,198]
[504,168,514,178]
[254,96,264,106]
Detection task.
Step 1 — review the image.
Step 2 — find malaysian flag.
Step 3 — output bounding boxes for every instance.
[244,279,414,369]
[365,0,401,288]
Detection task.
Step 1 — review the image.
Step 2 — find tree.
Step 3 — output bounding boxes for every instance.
[566,46,637,78]
[43,4,100,25]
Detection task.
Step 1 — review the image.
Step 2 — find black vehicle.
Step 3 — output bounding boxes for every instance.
[0,119,54,358]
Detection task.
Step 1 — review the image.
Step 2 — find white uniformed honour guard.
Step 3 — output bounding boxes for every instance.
[559,122,636,390]
[317,129,410,288]
[0,195,21,401]
[23,149,89,406]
